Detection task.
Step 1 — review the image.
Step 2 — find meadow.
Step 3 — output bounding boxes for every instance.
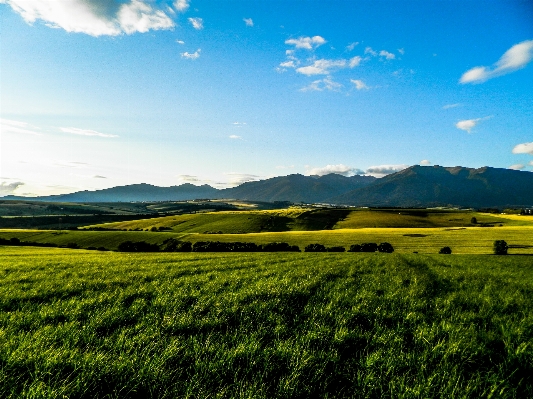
[0,247,532,398]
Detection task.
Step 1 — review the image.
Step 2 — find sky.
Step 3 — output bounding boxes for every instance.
[1,0,533,197]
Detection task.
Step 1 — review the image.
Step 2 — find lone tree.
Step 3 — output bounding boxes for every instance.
[493,240,508,255]
[439,246,452,254]
[470,217,477,224]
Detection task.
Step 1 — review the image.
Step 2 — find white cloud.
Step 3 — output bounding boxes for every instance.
[229,135,242,139]
[178,174,200,182]
[455,116,491,133]
[398,48,405,55]
[60,127,118,138]
[349,56,362,68]
[176,39,185,44]
[2,0,175,36]
[379,50,395,60]
[530,161,533,166]
[188,17,203,30]
[174,0,189,12]
[442,103,462,109]
[0,181,24,196]
[346,42,359,51]
[0,118,42,135]
[279,60,296,68]
[366,164,408,177]
[296,59,347,76]
[300,76,342,92]
[364,47,377,56]
[460,39,533,84]
[232,122,246,125]
[508,164,525,170]
[307,164,364,177]
[285,36,326,50]
[350,79,369,90]
[93,175,107,179]
[181,48,201,59]
[512,142,533,155]
[243,18,253,27]
[419,160,432,165]
[225,173,260,186]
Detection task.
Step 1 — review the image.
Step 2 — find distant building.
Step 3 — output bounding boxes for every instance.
[521,208,533,215]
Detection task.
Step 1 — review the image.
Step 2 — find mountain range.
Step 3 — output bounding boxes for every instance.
[4,165,533,208]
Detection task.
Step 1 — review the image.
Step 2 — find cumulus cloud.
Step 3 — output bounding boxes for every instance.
[181,49,201,59]
[60,127,118,138]
[349,56,362,68]
[460,39,533,84]
[2,0,175,36]
[379,50,395,60]
[512,142,533,155]
[188,17,203,30]
[0,118,42,135]
[455,116,491,133]
[174,0,190,12]
[300,76,342,92]
[285,36,326,50]
[0,181,24,196]
[350,79,369,90]
[243,18,253,27]
[307,164,364,176]
[296,59,347,76]
[419,160,432,165]
[508,164,525,170]
[366,164,409,177]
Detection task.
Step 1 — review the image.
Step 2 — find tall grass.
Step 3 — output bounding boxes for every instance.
[1,247,532,397]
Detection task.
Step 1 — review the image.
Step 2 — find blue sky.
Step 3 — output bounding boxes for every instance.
[1,0,532,196]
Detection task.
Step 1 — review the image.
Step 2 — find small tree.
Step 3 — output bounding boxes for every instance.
[470,217,477,224]
[493,240,508,255]
[378,242,394,253]
[348,244,362,252]
[439,246,452,254]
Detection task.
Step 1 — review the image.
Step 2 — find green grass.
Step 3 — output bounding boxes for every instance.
[2,225,532,254]
[0,247,532,398]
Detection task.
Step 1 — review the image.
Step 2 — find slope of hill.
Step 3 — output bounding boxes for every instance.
[219,174,376,203]
[330,165,533,208]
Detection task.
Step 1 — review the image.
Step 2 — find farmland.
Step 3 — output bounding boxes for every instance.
[0,247,532,398]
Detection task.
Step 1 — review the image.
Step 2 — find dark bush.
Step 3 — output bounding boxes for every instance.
[305,243,326,252]
[347,244,362,252]
[87,246,97,250]
[471,217,477,224]
[493,240,508,255]
[361,243,378,252]
[378,242,394,253]
[439,246,452,254]
[326,246,345,252]
[162,238,192,252]
[10,237,20,245]
[97,247,107,251]
[262,242,300,252]
[65,242,80,249]
[150,226,158,232]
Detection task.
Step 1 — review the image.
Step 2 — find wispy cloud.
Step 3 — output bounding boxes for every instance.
[229,135,242,139]
[350,79,369,90]
[243,18,253,27]
[398,48,405,55]
[296,59,347,76]
[455,116,491,133]
[460,39,533,84]
[0,181,24,196]
[300,76,342,92]
[379,50,395,60]
[188,17,203,30]
[54,161,89,168]
[442,103,462,109]
[181,49,201,59]
[2,0,175,36]
[349,56,362,68]
[176,39,185,44]
[346,42,359,51]
[60,127,118,138]
[366,164,409,177]
[508,164,525,170]
[0,118,42,135]
[307,164,364,176]
[512,142,533,155]
[178,174,200,183]
[93,175,107,179]
[225,173,260,186]
[285,36,326,50]
[364,47,377,56]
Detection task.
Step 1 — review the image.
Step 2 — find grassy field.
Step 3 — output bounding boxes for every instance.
[0,247,532,398]
[2,225,533,254]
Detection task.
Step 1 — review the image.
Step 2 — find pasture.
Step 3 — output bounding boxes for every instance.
[0,247,532,398]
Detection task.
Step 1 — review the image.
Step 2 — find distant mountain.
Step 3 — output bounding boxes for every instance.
[219,173,377,203]
[329,165,533,208]
[4,183,219,203]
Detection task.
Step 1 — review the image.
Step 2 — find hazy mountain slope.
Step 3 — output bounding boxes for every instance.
[218,174,377,203]
[329,165,533,208]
